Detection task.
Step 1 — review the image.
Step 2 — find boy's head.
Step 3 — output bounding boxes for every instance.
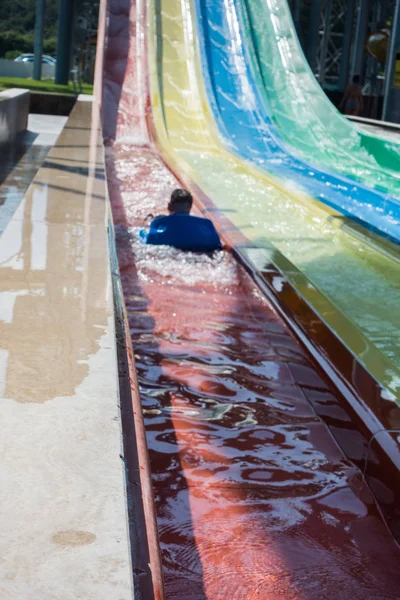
[168,188,193,215]
[352,74,360,84]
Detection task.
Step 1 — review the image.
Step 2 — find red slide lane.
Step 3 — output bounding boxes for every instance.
[101,0,400,598]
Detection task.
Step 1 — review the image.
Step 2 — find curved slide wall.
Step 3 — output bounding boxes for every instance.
[101,0,400,597]
[147,0,400,399]
[238,0,400,197]
[194,0,400,243]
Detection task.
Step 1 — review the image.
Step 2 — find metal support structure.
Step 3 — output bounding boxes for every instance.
[307,0,324,72]
[351,0,370,77]
[318,0,333,83]
[33,0,46,81]
[379,0,390,25]
[383,0,400,121]
[291,0,303,47]
[289,0,301,31]
[73,1,99,86]
[314,0,348,84]
[294,0,301,29]
[363,0,383,116]
[338,0,356,89]
[55,0,77,85]
[304,0,397,115]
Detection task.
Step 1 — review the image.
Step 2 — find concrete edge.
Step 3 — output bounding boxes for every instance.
[0,98,136,599]
[0,88,30,143]
[0,87,30,99]
[348,114,400,133]
[104,159,165,600]
[78,94,94,102]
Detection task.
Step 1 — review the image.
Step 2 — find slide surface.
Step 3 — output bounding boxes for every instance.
[102,1,400,597]
[148,0,400,398]
[194,0,400,243]
[239,0,400,196]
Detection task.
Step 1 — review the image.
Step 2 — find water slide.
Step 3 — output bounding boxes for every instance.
[195,0,400,243]
[238,0,400,197]
[146,0,400,398]
[101,0,400,597]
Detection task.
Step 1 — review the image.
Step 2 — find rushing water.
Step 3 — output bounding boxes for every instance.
[149,0,400,393]
[107,142,400,599]
[181,150,400,376]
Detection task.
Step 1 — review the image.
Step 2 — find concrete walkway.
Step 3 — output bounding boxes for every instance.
[0,99,133,599]
[0,114,67,234]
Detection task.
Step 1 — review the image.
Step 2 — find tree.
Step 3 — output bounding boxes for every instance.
[0,0,60,58]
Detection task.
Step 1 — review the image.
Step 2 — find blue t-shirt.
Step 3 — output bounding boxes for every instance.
[142,214,222,252]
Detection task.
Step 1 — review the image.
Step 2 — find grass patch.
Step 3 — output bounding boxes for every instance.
[0,77,93,95]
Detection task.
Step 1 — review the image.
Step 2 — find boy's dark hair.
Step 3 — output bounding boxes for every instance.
[168,188,193,213]
[352,74,360,84]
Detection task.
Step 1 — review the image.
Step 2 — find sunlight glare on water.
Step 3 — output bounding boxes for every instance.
[180,150,400,371]
[117,224,239,288]
[106,137,400,600]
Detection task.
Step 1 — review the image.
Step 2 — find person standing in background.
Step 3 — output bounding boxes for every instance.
[340,74,364,116]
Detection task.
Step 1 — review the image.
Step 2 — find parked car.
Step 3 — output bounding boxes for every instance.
[14,54,56,65]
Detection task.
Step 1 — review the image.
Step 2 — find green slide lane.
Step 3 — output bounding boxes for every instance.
[148,0,400,400]
[239,0,400,197]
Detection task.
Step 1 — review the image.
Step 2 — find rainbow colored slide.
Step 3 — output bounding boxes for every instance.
[196,0,400,240]
[100,0,400,596]
[237,0,400,193]
[147,0,400,396]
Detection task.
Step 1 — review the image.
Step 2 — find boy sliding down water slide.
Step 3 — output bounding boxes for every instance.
[141,189,222,251]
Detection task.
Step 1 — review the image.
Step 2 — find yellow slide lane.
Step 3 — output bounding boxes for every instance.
[147,0,400,400]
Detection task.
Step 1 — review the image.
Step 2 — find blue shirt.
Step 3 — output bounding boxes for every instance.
[142,213,222,252]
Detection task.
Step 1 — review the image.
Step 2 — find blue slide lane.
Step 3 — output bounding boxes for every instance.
[195,0,400,244]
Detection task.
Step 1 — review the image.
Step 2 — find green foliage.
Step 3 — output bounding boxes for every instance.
[0,0,60,58]
[0,75,93,95]
[0,31,34,57]
[0,1,60,35]
[4,49,22,60]
[43,37,57,56]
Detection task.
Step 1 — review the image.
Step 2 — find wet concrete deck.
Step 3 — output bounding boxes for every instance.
[0,100,133,599]
[0,114,67,234]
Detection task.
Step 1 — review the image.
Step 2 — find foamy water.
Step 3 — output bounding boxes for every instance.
[108,143,400,600]
[181,150,400,373]
[116,224,239,288]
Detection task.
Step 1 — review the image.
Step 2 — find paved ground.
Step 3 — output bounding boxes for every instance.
[0,102,133,600]
[0,114,67,234]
